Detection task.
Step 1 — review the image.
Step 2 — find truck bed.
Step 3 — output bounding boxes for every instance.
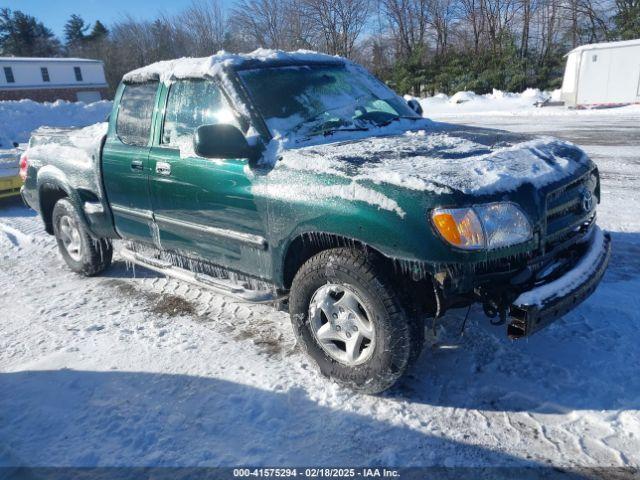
[22,122,114,237]
[26,123,107,198]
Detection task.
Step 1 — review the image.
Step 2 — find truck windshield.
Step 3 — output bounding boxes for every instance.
[238,64,418,140]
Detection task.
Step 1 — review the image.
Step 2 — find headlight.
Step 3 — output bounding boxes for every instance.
[431,202,532,250]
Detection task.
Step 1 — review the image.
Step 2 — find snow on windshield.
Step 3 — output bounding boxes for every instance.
[239,65,416,139]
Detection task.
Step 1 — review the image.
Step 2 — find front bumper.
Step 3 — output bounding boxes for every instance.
[506,226,611,338]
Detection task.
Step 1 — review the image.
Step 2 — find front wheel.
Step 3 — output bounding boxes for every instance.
[52,198,112,276]
[289,248,421,394]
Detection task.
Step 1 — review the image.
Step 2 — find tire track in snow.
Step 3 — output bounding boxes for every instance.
[2,201,640,467]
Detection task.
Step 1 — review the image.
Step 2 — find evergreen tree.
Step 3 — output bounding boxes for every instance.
[613,0,640,39]
[0,8,61,56]
[64,14,89,47]
[89,20,109,41]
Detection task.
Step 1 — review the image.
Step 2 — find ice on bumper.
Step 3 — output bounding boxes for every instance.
[515,227,608,307]
[508,226,611,338]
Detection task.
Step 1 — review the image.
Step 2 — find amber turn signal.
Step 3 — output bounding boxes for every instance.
[431,207,486,250]
[432,212,462,246]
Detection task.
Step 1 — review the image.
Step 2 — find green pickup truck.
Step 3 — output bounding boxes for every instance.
[21,50,611,393]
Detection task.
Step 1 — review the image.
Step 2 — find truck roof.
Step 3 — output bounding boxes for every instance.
[122,49,345,84]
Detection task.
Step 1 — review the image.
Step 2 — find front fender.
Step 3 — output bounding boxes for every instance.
[259,174,443,285]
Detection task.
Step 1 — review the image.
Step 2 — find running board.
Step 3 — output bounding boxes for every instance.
[120,247,287,304]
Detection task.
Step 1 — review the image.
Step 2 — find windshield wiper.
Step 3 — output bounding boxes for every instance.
[376,115,421,127]
[288,94,371,138]
[313,125,369,137]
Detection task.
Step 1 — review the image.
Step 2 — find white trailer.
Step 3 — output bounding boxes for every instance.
[561,39,640,108]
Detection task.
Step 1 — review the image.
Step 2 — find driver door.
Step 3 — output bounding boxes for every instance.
[147,79,270,279]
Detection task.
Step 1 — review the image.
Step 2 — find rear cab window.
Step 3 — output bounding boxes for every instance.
[116,82,159,146]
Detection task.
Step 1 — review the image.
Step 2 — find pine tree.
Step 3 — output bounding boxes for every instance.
[613,0,640,39]
[89,20,108,41]
[64,14,89,47]
[0,8,62,56]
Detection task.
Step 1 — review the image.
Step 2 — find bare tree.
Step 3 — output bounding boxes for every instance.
[428,0,458,54]
[229,0,292,49]
[176,0,227,55]
[301,0,371,56]
[380,0,430,57]
[457,0,486,53]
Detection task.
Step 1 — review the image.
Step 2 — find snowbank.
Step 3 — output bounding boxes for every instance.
[411,88,550,115]
[0,99,112,148]
[410,89,640,117]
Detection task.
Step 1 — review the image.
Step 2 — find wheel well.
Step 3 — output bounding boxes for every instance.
[281,232,437,317]
[40,183,68,234]
[282,233,370,289]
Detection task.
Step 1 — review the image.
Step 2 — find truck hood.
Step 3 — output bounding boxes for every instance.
[275,123,591,196]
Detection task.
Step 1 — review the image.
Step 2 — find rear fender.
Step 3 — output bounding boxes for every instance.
[37,166,99,237]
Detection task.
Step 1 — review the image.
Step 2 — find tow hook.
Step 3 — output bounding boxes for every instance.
[478,288,513,326]
[483,300,509,326]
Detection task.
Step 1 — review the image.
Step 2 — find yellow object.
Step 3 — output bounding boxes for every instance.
[432,208,485,249]
[0,175,23,199]
[432,212,462,246]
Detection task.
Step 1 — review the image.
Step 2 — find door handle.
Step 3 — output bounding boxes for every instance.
[156,161,171,176]
[130,160,144,171]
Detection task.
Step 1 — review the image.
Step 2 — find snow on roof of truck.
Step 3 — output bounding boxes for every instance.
[123,49,344,84]
[567,38,640,55]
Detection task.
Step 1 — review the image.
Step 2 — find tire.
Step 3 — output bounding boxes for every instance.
[289,247,420,394]
[52,198,113,276]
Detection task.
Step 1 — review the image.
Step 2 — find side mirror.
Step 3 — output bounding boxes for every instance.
[407,99,423,116]
[194,124,255,159]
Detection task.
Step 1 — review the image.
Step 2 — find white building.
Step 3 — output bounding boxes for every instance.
[0,57,109,102]
[561,39,640,108]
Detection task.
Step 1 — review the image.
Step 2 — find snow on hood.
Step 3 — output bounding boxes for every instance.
[122,49,341,85]
[273,124,590,196]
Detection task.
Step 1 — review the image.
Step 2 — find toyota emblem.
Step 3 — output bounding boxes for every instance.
[582,189,594,212]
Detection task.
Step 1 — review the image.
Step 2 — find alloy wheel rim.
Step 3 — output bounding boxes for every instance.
[308,284,376,366]
[58,215,83,262]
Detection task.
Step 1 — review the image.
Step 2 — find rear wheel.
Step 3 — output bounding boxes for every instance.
[52,198,112,276]
[289,247,421,394]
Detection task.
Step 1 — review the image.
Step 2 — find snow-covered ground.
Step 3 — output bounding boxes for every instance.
[1,96,640,470]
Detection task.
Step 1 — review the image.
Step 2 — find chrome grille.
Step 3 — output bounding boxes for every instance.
[544,172,596,246]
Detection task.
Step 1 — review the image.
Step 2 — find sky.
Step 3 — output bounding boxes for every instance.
[4,0,203,38]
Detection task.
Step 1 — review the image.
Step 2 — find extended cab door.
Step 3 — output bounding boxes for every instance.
[102,82,159,243]
[147,79,271,278]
